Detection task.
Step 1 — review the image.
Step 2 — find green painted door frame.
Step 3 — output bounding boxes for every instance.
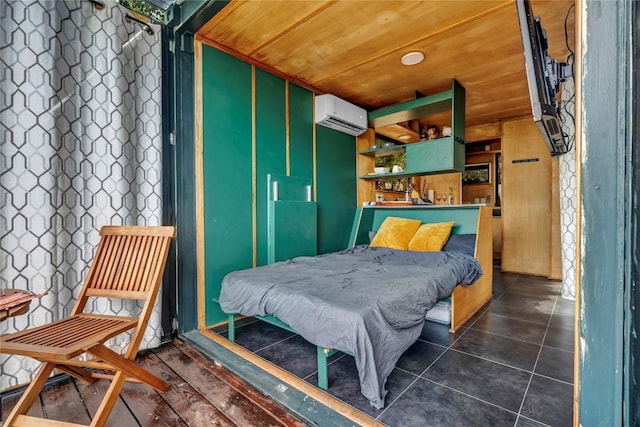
[580,0,635,425]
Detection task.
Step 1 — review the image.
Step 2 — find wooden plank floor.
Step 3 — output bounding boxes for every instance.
[1,340,311,427]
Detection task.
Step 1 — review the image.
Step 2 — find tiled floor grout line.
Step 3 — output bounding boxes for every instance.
[518,414,553,427]
[376,285,505,420]
[301,353,347,381]
[482,310,558,329]
[467,324,549,347]
[252,333,298,354]
[421,377,520,416]
[444,347,534,374]
[514,292,560,426]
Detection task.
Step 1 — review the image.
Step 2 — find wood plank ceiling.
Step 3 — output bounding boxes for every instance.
[197,0,574,129]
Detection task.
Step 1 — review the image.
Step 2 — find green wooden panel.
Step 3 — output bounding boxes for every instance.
[348,207,375,247]
[256,68,286,267]
[580,1,631,424]
[451,79,466,143]
[268,201,318,263]
[350,206,480,246]
[289,83,314,179]
[405,138,465,173]
[368,91,453,128]
[316,125,357,254]
[267,174,312,202]
[202,46,253,325]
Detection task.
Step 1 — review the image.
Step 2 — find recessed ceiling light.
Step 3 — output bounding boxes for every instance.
[398,134,411,140]
[401,51,424,66]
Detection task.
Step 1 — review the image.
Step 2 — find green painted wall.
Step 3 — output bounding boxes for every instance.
[289,83,314,179]
[202,45,253,325]
[202,47,357,325]
[255,68,286,267]
[316,125,357,254]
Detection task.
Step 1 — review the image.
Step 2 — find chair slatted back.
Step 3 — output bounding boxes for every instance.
[72,226,175,315]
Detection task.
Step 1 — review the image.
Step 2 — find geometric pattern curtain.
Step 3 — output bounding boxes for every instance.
[0,0,162,389]
[559,76,577,300]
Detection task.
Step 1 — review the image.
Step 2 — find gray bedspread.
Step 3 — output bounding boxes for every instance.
[219,245,482,409]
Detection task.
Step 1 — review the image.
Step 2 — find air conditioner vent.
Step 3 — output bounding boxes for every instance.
[315,94,367,136]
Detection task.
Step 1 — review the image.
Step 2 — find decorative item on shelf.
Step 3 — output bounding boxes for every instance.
[427,126,439,140]
[447,186,454,205]
[392,165,403,173]
[427,189,435,204]
[374,166,390,174]
[442,126,452,137]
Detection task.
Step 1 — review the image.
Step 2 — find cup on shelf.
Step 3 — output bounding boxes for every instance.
[392,165,404,173]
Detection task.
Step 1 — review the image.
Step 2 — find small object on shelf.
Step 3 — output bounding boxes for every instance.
[383,142,394,148]
[427,126,439,140]
[442,126,452,137]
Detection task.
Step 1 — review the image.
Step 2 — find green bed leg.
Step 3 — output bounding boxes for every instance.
[317,346,329,390]
[228,314,235,342]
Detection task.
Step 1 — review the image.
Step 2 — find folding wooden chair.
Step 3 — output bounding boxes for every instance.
[0,225,175,427]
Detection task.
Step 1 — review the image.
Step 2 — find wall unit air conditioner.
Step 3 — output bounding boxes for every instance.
[314,94,367,136]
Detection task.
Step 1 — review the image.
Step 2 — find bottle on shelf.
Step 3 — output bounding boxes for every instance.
[447,186,453,205]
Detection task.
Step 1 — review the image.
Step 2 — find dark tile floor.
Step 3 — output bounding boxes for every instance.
[212,267,575,427]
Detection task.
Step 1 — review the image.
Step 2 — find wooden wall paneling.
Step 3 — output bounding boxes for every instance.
[289,83,314,180]
[255,68,287,267]
[501,117,551,276]
[550,157,563,280]
[465,121,501,142]
[195,40,205,330]
[492,216,502,260]
[202,46,254,325]
[316,126,357,254]
[356,129,376,206]
[419,172,462,205]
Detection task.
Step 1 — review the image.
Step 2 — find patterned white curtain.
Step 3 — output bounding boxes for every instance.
[559,76,577,300]
[0,0,163,389]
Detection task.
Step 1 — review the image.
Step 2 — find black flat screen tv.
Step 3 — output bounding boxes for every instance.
[516,0,571,156]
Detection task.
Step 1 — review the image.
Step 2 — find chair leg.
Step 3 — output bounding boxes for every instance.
[56,365,98,384]
[5,362,55,426]
[90,370,127,427]
[87,344,167,392]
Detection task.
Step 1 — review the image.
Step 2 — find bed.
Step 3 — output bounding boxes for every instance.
[218,206,493,409]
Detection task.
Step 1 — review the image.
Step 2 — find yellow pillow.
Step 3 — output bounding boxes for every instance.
[407,221,455,252]
[370,217,422,250]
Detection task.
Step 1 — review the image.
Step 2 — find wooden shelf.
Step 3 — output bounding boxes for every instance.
[358,146,405,157]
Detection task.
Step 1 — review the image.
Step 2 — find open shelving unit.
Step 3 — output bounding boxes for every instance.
[356,80,466,205]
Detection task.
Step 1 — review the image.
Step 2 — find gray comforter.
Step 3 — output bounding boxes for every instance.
[219,245,482,409]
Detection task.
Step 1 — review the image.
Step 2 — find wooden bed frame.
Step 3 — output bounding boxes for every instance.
[224,205,492,391]
[349,205,493,333]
